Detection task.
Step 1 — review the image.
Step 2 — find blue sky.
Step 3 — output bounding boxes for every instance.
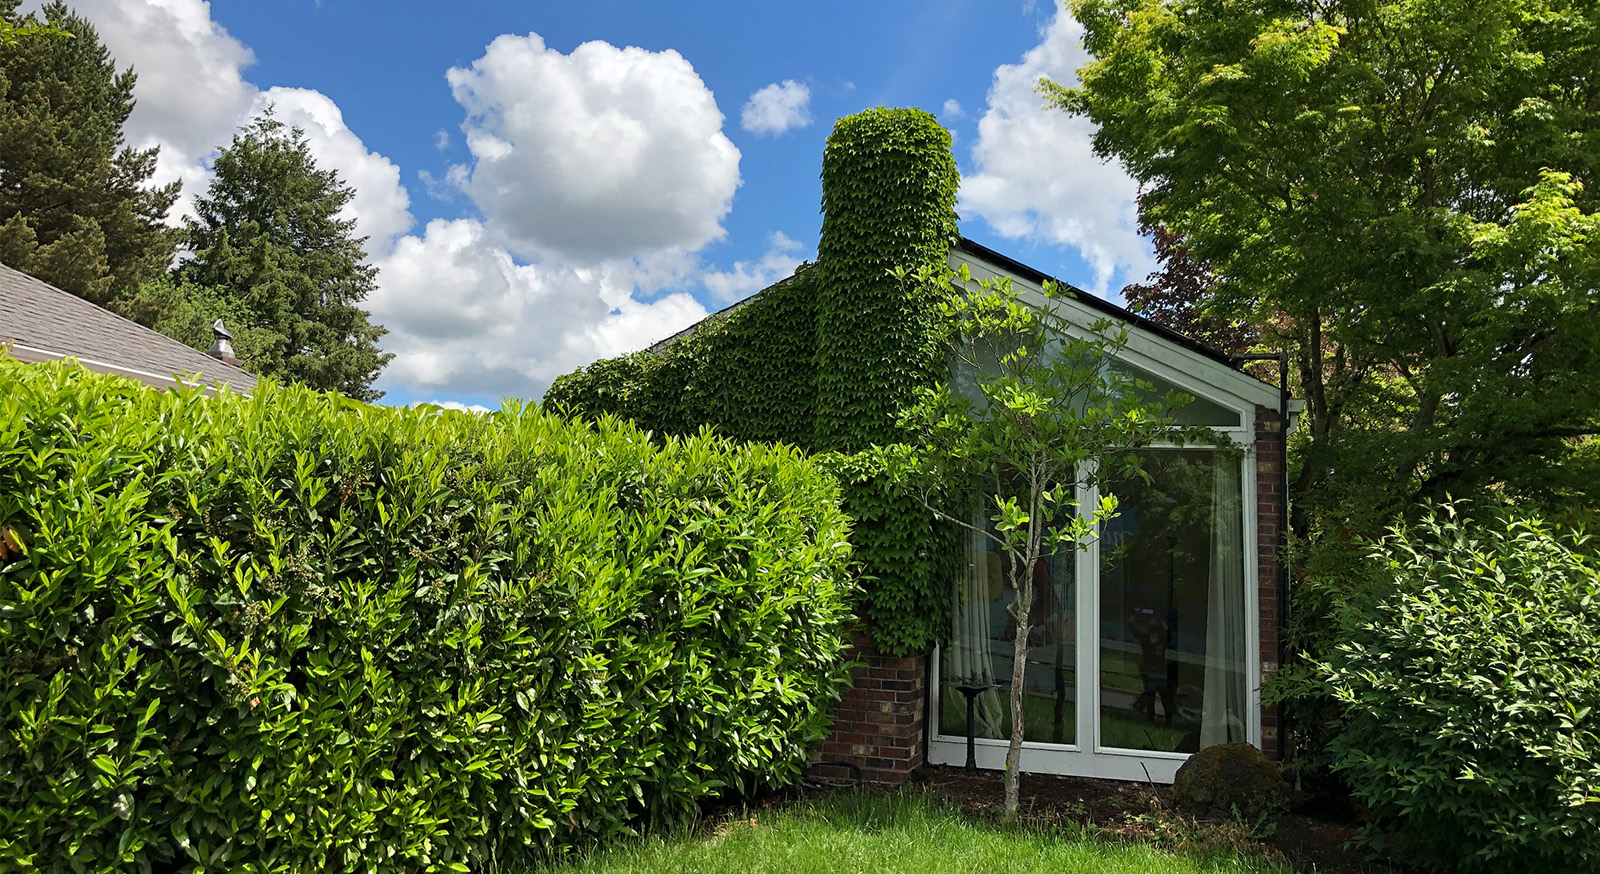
[56,0,1151,409]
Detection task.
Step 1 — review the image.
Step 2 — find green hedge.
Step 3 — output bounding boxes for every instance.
[1317,505,1600,872]
[0,358,856,872]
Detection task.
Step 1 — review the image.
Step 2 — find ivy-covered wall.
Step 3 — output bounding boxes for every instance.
[547,265,819,445]
[545,108,961,656]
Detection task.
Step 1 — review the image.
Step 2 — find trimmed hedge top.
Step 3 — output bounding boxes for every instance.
[0,357,856,872]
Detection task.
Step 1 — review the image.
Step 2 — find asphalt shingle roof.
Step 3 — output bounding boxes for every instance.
[0,261,257,394]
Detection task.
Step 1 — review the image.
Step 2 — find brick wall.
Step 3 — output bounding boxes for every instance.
[1255,404,1285,759]
[808,629,926,785]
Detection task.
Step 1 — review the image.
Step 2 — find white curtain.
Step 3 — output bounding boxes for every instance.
[1201,454,1248,747]
[947,515,1004,737]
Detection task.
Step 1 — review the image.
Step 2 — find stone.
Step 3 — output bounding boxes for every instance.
[1172,742,1290,820]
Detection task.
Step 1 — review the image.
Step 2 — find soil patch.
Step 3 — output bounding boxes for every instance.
[911,765,1405,874]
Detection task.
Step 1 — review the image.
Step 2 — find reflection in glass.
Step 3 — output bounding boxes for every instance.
[1115,362,1243,428]
[941,514,1076,745]
[1099,450,1247,753]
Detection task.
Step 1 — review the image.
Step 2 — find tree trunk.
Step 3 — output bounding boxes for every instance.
[1004,544,1035,820]
[1004,608,1029,818]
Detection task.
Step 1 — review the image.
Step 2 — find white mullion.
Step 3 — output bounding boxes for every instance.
[1077,463,1100,760]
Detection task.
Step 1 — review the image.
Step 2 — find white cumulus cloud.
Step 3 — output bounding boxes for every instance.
[740,80,813,136]
[255,87,413,256]
[47,0,257,218]
[959,7,1151,293]
[68,4,742,403]
[370,218,707,398]
[446,33,742,262]
[701,232,806,302]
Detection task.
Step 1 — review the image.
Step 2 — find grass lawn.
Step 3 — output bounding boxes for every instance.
[517,790,1294,874]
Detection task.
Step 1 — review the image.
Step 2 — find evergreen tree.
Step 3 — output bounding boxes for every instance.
[0,1,178,303]
[184,112,392,400]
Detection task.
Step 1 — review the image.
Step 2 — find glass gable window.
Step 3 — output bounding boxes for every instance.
[1114,363,1242,428]
[930,287,1264,781]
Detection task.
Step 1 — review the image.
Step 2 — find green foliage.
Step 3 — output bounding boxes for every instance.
[0,355,855,873]
[1056,0,1600,754]
[112,275,280,369]
[0,13,70,49]
[183,112,392,400]
[547,264,820,446]
[812,449,958,658]
[814,107,960,452]
[547,108,965,656]
[1314,504,1600,872]
[0,0,179,302]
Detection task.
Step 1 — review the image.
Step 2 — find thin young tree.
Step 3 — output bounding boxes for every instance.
[892,264,1196,818]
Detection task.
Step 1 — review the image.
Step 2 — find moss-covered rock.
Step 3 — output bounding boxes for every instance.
[1172,742,1290,820]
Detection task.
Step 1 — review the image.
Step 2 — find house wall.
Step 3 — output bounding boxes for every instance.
[1255,404,1285,759]
[807,630,927,785]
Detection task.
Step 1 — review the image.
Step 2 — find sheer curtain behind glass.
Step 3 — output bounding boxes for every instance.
[1201,456,1248,746]
[945,519,1004,738]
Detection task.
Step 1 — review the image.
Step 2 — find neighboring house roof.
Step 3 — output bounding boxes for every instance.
[0,261,258,395]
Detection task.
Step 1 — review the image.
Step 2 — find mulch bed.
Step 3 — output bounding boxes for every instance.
[910,765,1405,874]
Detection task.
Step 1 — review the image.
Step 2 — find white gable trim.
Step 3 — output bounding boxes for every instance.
[948,248,1283,413]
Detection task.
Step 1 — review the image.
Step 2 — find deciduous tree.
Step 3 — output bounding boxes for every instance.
[1052,0,1600,539]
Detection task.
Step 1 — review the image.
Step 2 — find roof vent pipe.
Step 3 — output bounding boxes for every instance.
[208,318,241,366]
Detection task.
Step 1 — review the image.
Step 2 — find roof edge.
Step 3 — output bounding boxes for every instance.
[954,237,1247,370]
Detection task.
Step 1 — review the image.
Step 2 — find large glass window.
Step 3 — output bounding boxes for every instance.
[1098,449,1248,753]
[940,517,1077,745]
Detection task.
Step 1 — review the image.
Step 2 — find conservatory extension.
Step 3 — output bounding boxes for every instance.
[923,241,1295,785]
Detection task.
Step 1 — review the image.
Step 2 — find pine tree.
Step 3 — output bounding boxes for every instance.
[183,112,392,400]
[0,1,178,303]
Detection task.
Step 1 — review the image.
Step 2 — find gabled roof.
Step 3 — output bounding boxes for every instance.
[0,262,257,395]
[646,237,1271,385]
[952,238,1240,368]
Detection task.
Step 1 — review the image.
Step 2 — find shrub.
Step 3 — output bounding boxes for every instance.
[1317,504,1600,872]
[0,358,856,872]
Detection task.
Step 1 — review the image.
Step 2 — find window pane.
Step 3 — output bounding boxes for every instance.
[940,513,1077,745]
[1099,450,1248,753]
[1115,363,1242,427]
